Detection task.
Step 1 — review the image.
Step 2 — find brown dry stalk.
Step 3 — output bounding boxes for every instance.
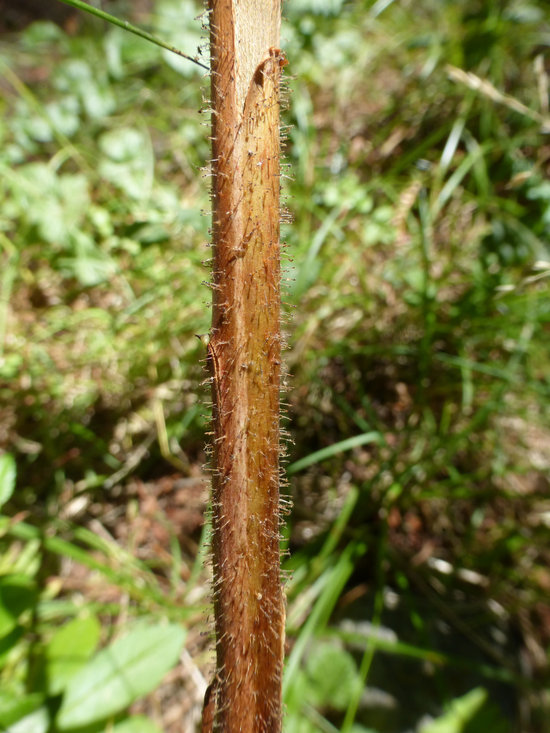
[202,1,285,731]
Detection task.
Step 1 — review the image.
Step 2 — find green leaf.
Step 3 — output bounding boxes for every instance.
[13,165,90,245]
[20,21,65,47]
[420,687,509,733]
[98,128,153,200]
[304,642,361,711]
[0,692,50,733]
[54,59,114,120]
[155,0,203,78]
[57,173,90,229]
[287,0,347,17]
[60,231,117,286]
[287,432,382,475]
[44,615,101,695]
[0,453,16,508]
[56,623,186,729]
[0,626,24,666]
[4,705,49,733]
[45,96,81,137]
[0,692,44,728]
[54,0,206,72]
[0,354,23,380]
[0,575,37,638]
[112,715,164,733]
[99,127,145,162]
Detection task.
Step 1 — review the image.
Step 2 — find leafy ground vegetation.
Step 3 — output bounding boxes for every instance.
[1,0,550,731]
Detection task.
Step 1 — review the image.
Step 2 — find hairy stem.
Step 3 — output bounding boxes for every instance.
[203,1,285,731]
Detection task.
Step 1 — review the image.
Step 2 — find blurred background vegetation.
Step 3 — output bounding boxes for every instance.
[1,0,549,731]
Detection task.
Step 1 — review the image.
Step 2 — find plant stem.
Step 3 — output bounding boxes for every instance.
[203,1,285,730]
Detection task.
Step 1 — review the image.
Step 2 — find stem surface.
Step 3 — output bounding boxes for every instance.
[203,1,285,731]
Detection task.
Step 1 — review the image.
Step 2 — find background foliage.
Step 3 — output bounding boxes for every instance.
[1,0,549,731]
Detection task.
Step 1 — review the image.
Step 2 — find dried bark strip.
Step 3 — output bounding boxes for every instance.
[203,1,285,731]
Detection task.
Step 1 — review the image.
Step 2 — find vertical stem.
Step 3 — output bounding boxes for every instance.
[203,1,285,731]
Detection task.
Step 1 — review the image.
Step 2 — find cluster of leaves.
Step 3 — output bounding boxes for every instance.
[0,3,211,496]
[1,453,189,732]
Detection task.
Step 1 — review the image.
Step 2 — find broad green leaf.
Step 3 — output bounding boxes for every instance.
[103,26,159,73]
[304,642,361,711]
[156,0,203,78]
[0,575,37,638]
[0,354,23,380]
[54,60,115,120]
[20,112,53,144]
[286,719,318,733]
[99,128,145,162]
[98,128,153,200]
[81,80,115,120]
[0,453,16,508]
[0,627,24,667]
[45,97,80,137]
[54,58,92,90]
[5,706,49,733]
[13,165,89,244]
[57,623,186,729]
[20,21,65,47]
[287,0,346,16]
[0,692,43,728]
[60,230,117,286]
[56,173,90,229]
[45,615,101,695]
[113,715,163,733]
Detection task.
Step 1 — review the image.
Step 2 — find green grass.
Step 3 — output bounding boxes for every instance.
[1,0,550,731]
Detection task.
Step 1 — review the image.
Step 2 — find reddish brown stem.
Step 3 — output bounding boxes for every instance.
[202,2,285,732]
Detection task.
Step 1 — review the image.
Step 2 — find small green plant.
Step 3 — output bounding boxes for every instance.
[0,455,191,731]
